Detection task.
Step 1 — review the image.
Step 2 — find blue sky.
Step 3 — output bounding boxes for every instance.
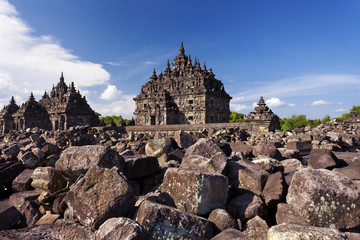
[1,0,359,119]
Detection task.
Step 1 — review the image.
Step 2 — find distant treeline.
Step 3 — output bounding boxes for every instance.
[98,115,135,126]
[229,105,360,132]
[98,105,359,130]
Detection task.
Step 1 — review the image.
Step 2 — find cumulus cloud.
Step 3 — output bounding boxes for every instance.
[230,103,251,112]
[90,95,135,119]
[100,84,122,100]
[311,100,331,105]
[0,0,110,103]
[265,97,295,107]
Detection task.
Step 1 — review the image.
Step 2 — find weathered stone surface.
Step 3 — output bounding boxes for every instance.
[123,155,159,180]
[333,165,360,180]
[0,161,26,196]
[96,217,149,240]
[262,171,284,206]
[253,142,282,160]
[230,142,253,157]
[180,138,228,174]
[227,193,267,222]
[31,167,66,193]
[225,160,269,195]
[275,203,307,225]
[19,201,41,227]
[278,148,300,159]
[174,130,193,149]
[136,200,213,240]
[333,151,360,166]
[55,145,125,182]
[280,158,304,174]
[9,190,40,208]
[12,169,34,192]
[2,144,20,161]
[35,213,60,225]
[0,206,22,230]
[287,168,360,229]
[20,151,42,169]
[286,140,312,155]
[63,166,135,228]
[268,223,347,240]
[160,168,228,215]
[208,209,238,234]
[0,224,54,240]
[145,138,172,165]
[345,232,360,240]
[308,149,339,169]
[31,147,45,160]
[51,219,96,240]
[211,228,251,240]
[252,156,283,173]
[243,216,269,240]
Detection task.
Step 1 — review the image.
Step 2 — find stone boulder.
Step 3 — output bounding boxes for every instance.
[19,201,41,227]
[63,166,135,228]
[229,142,253,157]
[160,168,228,215]
[227,193,267,222]
[2,144,20,161]
[281,158,304,174]
[275,203,307,225]
[19,151,42,169]
[12,169,34,192]
[287,168,360,229]
[333,165,360,180]
[136,200,213,239]
[268,223,347,240]
[51,219,97,240]
[174,130,193,149]
[253,142,282,160]
[31,167,67,193]
[243,216,269,240]
[180,138,228,174]
[0,162,26,197]
[308,149,339,169]
[0,206,22,230]
[286,140,312,155]
[145,138,173,165]
[261,171,284,206]
[211,228,251,240]
[208,209,238,234]
[225,160,269,195]
[123,155,159,180]
[55,145,125,182]
[96,217,149,240]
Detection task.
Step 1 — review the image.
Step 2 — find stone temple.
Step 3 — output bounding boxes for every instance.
[0,73,98,134]
[134,42,231,126]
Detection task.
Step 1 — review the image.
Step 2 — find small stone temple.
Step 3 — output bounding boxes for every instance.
[0,73,98,134]
[134,42,232,125]
[344,106,360,124]
[245,96,280,134]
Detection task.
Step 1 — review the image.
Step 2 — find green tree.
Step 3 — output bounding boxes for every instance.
[321,114,331,123]
[229,111,246,123]
[99,115,123,125]
[280,114,308,131]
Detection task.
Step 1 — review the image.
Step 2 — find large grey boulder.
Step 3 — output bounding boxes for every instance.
[174,130,193,149]
[51,219,97,240]
[31,167,66,193]
[180,138,228,174]
[253,142,282,160]
[63,166,135,229]
[123,155,159,180]
[227,193,267,222]
[243,216,269,240]
[55,145,125,182]
[160,168,228,215]
[12,169,34,192]
[261,171,284,206]
[268,223,347,240]
[308,149,339,169]
[286,168,360,229]
[145,138,173,165]
[225,160,269,195]
[96,217,149,240]
[208,209,238,234]
[136,200,213,240]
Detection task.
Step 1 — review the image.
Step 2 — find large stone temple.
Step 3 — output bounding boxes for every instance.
[134,42,232,125]
[0,73,98,134]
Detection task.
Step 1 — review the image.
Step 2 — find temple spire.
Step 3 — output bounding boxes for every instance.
[203,62,207,72]
[150,68,157,81]
[29,92,35,102]
[60,72,64,82]
[179,41,185,55]
[10,96,15,104]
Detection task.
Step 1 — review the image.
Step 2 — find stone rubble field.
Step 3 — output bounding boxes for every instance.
[0,120,359,239]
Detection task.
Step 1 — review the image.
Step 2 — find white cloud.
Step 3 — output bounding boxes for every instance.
[105,61,128,66]
[335,108,347,113]
[265,97,295,108]
[311,100,331,105]
[100,84,122,100]
[0,0,110,104]
[230,103,251,112]
[90,95,135,119]
[142,61,155,65]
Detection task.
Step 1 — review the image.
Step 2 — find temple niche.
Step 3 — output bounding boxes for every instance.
[0,73,98,134]
[134,42,232,125]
